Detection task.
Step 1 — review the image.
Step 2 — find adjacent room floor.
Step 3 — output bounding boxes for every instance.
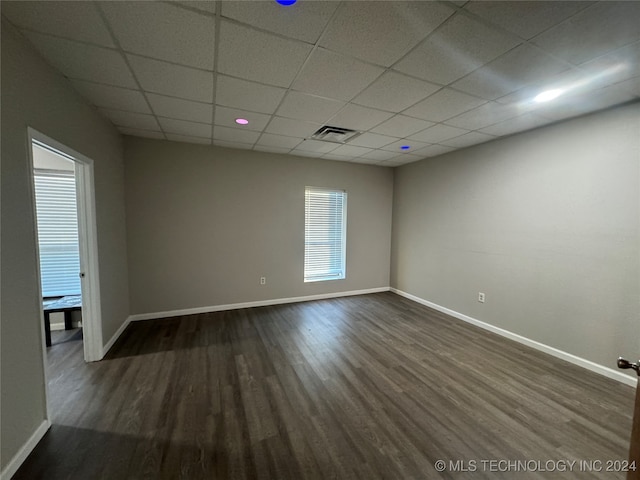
[15,293,635,479]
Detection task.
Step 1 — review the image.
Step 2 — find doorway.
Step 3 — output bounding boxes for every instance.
[33,143,82,349]
[28,129,103,373]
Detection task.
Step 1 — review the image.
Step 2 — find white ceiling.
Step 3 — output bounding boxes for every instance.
[3,1,640,166]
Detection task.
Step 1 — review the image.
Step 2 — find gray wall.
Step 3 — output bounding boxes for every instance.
[124,137,393,315]
[391,102,640,370]
[1,20,130,470]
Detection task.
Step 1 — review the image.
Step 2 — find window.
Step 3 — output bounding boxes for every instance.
[304,187,347,282]
[34,169,81,297]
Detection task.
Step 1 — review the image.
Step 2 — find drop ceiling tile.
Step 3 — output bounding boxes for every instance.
[495,68,591,106]
[499,48,640,106]
[159,118,212,138]
[381,139,432,153]
[407,124,469,143]
[70,81,151,114]
[15,1,635,151]
[214,125,261,144]
[100,109,161,131]
[265,117,321,138]
[322,153,355,162]
[352,71,440,113]
[292,48,384,101]
[328,104,394,131]
[445,101,522,130]
[290,149,323,159]
[403,88,487,122]
[217,20,312,87]
[465,1,592,40]
[350,157,384,165]
[370,115,435,137]
[382,153,424,165]
[534,83,638,122]
[25,32,137,88]
[417,144,457,157]
[377,160,404,167]
[579,41,640,85]
[166,133,212,145]
[397,159,423,166]
[348,133,398,149]
[411,143,456,157]
[147,93,212,123]
[118,127,165,140]
[360,149,399,161]
[2,1,115,47]
[254,145,292,155]
[616,76,640,97]
[214,106,271,132]
[478,112,548,136]
[216,75,286,114]
[583,82,638,107]
[319,1,454,67]
[101,2,215,70]
[276,91,345,123]
[214,140,254,150]
[294,139,340,154]
[128,55,213,102]
[328,145,373,158]
[532,2,640,65]
[440,131,496,148]
[451,44,570,100]
[221,1,339,43]
[529,102,586,123]
[394,12,520,85]
[256,133,303,149]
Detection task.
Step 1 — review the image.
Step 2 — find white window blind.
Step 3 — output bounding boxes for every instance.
[34,170,81,297]
[304,187,347,282]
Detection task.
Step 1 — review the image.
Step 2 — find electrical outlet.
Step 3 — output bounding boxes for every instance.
[260,277,266,285]
[478,292,485,303]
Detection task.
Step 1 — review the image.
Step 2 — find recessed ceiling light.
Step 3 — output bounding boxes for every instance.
[275,0,297,5]
[400,145,411,151]
[534,89,564,103]
[235,118,249,125]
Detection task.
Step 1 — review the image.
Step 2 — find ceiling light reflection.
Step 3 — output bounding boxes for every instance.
[534,89,564,103]
[526,63,629,107]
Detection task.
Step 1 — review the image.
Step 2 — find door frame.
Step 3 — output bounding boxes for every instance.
[27,128,103,374]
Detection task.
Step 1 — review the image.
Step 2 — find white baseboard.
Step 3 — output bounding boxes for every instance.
[128,287,391,322]
[0,419,50,480]
[101,316,132,358]
[390,288,637,387]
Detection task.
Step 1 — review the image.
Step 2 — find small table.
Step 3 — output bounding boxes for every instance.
[43,295,82,347]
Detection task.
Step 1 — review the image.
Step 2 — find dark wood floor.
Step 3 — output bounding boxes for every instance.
[16,292,635,479]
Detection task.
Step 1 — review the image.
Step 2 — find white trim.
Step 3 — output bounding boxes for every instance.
[304,187,348,283]
[128,287,391,322]
[25,134,53,423]
[74,159,103,362]
[0,420,50,480]
[390,288,637,387]
[101,316,132,358]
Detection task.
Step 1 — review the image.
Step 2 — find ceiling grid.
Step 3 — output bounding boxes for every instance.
[2,0,639,166]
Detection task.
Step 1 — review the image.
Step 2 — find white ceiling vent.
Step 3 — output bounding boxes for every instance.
[310,125,361,144]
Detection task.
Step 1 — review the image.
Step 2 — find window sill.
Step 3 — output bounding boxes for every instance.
[304,276,345,283]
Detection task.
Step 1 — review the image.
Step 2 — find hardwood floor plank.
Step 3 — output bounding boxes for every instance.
[15,293,635,479]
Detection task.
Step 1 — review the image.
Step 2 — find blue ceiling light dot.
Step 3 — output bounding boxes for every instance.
[275,0,297,5]
[400,145,411,151]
